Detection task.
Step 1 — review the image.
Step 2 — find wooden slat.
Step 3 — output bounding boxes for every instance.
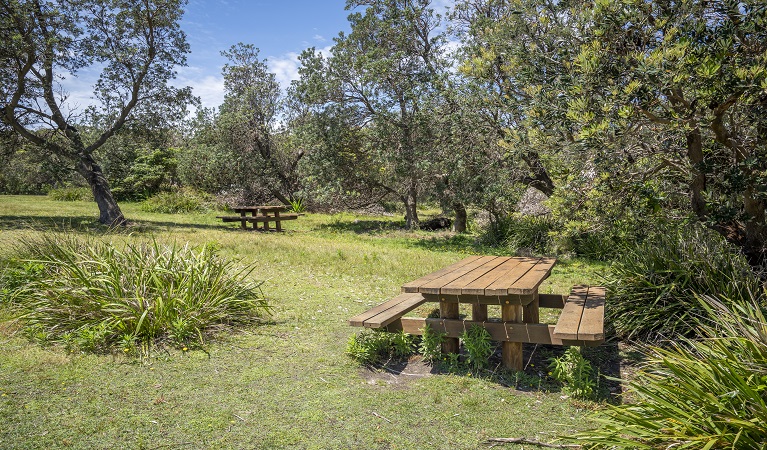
[390,317,567,345]
[401,256,482,293]
[509,257,556,295]
[440,257,510,295]
[460,257,526,295]
[484,257,541,296]
[578,286,605,341]
[363,294,428,328]
[349,293,421,327]
[552,285,589,340]
[418,256,501,294]
[217,215,298,223]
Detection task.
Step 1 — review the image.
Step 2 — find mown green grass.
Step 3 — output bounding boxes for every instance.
[0,196,605,449]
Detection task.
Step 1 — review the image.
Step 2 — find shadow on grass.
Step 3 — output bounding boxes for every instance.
[367,340,624,403]
[0,214,250,234]
[315,218,404,234]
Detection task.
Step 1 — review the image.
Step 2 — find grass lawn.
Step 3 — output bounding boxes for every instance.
[0,196,608,449]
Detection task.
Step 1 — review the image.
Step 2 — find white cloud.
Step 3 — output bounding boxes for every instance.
[268,52,302,90]
[178,75,224,108]
[313,34,326,42]
[267,46,333,90]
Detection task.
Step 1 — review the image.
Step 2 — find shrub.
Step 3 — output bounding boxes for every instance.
[48,186,93,202]
[461,325,493,371]
[5,235,270,355]
[419,323,446,363]
[549,347,596,400]
[604,225,763,342]
[140,188,214,214]
[570,295,767,449]
[346,329,416,366]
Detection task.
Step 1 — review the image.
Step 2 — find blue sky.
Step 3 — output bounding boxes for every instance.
[177,0,354,109]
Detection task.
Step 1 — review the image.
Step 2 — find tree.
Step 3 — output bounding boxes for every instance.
[215,43,304,205]
[451,0,590,198]
[295,0,448,228]
[0,0,193,224]
[574,0,767,265]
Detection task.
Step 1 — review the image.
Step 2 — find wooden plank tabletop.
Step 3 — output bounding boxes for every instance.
[402,256,556,297]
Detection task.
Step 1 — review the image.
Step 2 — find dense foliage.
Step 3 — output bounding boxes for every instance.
[604,225,764,342]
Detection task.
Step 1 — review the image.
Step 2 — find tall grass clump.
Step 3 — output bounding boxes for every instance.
[604,225,763,342]
[48,186,93,202]
[4,235,270,354]
[570,294,767,449]
[140,188,214,214]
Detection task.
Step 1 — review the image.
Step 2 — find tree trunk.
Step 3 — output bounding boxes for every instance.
[402,185,419,229]
[76,155,126,226]
[453,202,467,233]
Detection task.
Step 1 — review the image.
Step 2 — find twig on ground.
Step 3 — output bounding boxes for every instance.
[486,437,580,448]
[372,411,392,423]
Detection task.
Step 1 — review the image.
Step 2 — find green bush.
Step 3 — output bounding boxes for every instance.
[48,186,93,202]
[346,329,417,366]
[549,347,596,400]
[571,295,767,449]
[140,188,214,214]
[5,235,270,355]
[418,323,446,363]
[604,225,763,342]
[461,325,493,371]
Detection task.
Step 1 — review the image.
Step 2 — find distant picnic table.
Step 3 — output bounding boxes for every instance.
[350,256,605,371]
[216,205,298,231]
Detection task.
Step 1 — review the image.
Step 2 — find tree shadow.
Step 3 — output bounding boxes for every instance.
[367,340,626,403]
[316,218,404,234]
[0,214,250,234]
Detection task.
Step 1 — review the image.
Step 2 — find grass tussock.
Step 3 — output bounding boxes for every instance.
[2,235,270,355]
[571,294,767,449]
[604,225,763,342]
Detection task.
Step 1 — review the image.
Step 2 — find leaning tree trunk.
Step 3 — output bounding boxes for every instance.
[402,185,419,230]
[453,202,467,233]
[76,154,126,226]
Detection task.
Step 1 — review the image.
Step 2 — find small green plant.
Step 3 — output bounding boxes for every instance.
[289,197,306,213]
[461,325,493,371]
[419,323,446,363]
[346,329,416,366]
[549,347,596,400]
[47,186,92,202]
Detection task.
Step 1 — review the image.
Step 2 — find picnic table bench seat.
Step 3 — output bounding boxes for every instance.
[216,214,299,223]
[349,293,427,329]
[552,285,605,342]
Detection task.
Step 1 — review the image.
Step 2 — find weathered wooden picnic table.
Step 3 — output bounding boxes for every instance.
[216,205,298,231]
[350,256,605,371]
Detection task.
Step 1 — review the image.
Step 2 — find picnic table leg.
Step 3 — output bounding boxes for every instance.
[523,292,540,325]
[440,301,460,354]
[502,303,523,371]
[472,303,488,322]
[240,213,248,230]
[275,211,282,232]
[251,212,258,230]
[261,211,270,231]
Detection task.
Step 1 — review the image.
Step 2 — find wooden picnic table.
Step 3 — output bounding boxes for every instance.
[350,255,606,372]
[216,205,298,231]
[402,255,555,370]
